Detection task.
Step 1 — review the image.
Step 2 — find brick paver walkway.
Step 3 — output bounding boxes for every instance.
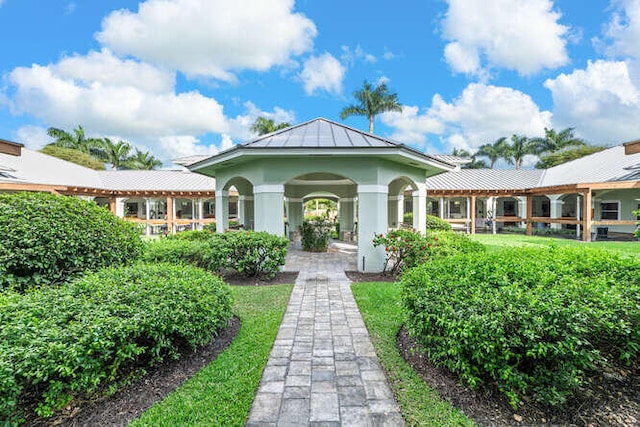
[246,243,404,426]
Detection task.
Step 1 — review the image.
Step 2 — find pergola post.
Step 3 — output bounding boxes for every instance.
[166,196,174,234]
[583,190,592,242]
[412,184,427,234]
[470,196,476,234]
[357,185,388,272]
[526,196,533,236]
[109,196,117,215]
[215,190,229,233]
[339,198,355,241]
[254,185,285,236]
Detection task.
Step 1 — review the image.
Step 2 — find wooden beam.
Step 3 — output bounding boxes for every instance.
[0,182,67,193]
[592,220,638,226]
[624,139,640,155]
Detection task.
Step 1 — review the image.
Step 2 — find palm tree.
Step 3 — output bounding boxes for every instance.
[102,138,132,170]
[340,80,402,133]
[532,127,585,154]
[250,117,291,136]
[476,137,508,169]
[505,134,537,170]
[46,125,104,157]
[127,149,163,170]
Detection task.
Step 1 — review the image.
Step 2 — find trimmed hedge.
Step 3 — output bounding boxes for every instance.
[426,214,453,231]
[0,192,142,291]
[401,246,640,408]
[143,230,288,278]
[0,263,233,422]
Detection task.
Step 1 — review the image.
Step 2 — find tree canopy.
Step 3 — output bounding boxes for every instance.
[250,117,291,136]
[39,145,106,170]
[340,80,402,133]
[535,145,606,169]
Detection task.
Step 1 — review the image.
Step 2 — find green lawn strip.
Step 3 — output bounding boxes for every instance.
[131,284,293,426]
[470,233,640,256]
[351,282,474,426]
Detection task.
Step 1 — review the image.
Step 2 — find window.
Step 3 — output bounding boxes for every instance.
[125,202,139,217]
[449,200,461,214]
[503,200,516,216]
[600,201,620,220]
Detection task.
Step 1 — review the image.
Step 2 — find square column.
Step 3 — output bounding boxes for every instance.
[339,198,355,240]
[517,196,528,228]
[287,198,304,239]
[215,190,229,233]
[412,184,427,235]
[548,194,564,230]
[387,195,400,229]
[254,185,285,236]
[240,196,254,230]
[357,185,388,272]
[397,195,404,226]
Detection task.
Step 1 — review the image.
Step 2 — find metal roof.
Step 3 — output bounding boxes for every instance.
[0,148,216,192]
[540,145,640,186]
[190,117,456,172]
[425,169,544,190]
[99,170,216,192]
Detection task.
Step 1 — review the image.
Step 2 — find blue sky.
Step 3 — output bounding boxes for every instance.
[1,0,640,168]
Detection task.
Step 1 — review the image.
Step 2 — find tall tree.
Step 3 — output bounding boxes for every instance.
[475,137,508,169]
[250,117,291,136]
[126,149,163,170]
[46,125,104,157]
[532,127,585,154]
[505,134,537,170]
[536,145,606,169]
[451,148,488,169]
[39,145,106,170]
[340,80,402,133]
[102,138,132,170]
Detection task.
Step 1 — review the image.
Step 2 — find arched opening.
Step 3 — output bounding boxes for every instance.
[387,177,418,230]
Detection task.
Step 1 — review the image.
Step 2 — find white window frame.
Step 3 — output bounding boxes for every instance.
[600,200,621,221]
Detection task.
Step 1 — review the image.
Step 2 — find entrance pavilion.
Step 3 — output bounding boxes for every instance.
[189,118,455,272]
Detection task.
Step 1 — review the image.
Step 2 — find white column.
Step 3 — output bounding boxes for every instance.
[197,199,204,230]
[339,198,355,241]
[576,194,581,238]
[254,185,285,236]
[397,195,405,226]
[238,196,245,225]
[215,190,229,233]
[548,194,563,230]
[388,195,400,229]
[116,198,126,218]
[517,196,528,228]
[357,185,388,272]
[287,198,304,239]
[145,198,151,236]
[489,197,497,234]
[439,197,445,219]
[412,183,427,234]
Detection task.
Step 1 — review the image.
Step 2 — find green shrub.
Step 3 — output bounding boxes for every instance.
[401,246,640,408]
[223,231,289,278]
[300,220,332,252]
[403,212,413,224]
[372,229,484,275]
[426,214,452,231]
[0,192,142,291]
[0,263,233,422]
[143,230,288,278]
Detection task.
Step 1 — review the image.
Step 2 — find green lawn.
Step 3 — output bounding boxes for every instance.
[132,284,293,426]
[352,282,474,426]
[470,233,640,256]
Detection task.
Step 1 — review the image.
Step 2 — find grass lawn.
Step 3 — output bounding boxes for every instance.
[470,233,640,256]
[352,282,474,426]
[132,284,293,426]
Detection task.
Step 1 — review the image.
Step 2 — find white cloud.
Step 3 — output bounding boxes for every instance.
[382,83,550,153]
[544,59,640,144]
[600,0,640,59]
[299,53,345,95]
[15,126,50,150]
[227,101,295,140]
[96,0,316,81]
[341,45,377,65]
[65,2,76,15]
[441,0,569,76]
[157,135,221,161]
[380,106,445,144]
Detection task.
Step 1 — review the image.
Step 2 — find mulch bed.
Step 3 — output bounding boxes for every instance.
[397,325,640,426]
[345,270,396,283]
[26,316,241,427]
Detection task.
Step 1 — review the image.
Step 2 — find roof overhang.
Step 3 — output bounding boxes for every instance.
[189,146,456,175]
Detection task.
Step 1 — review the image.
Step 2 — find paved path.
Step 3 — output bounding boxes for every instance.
[246,243,404,426]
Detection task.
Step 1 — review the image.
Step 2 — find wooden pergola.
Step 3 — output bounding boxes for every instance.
[426,180,640,241]
[0,182,218,233]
